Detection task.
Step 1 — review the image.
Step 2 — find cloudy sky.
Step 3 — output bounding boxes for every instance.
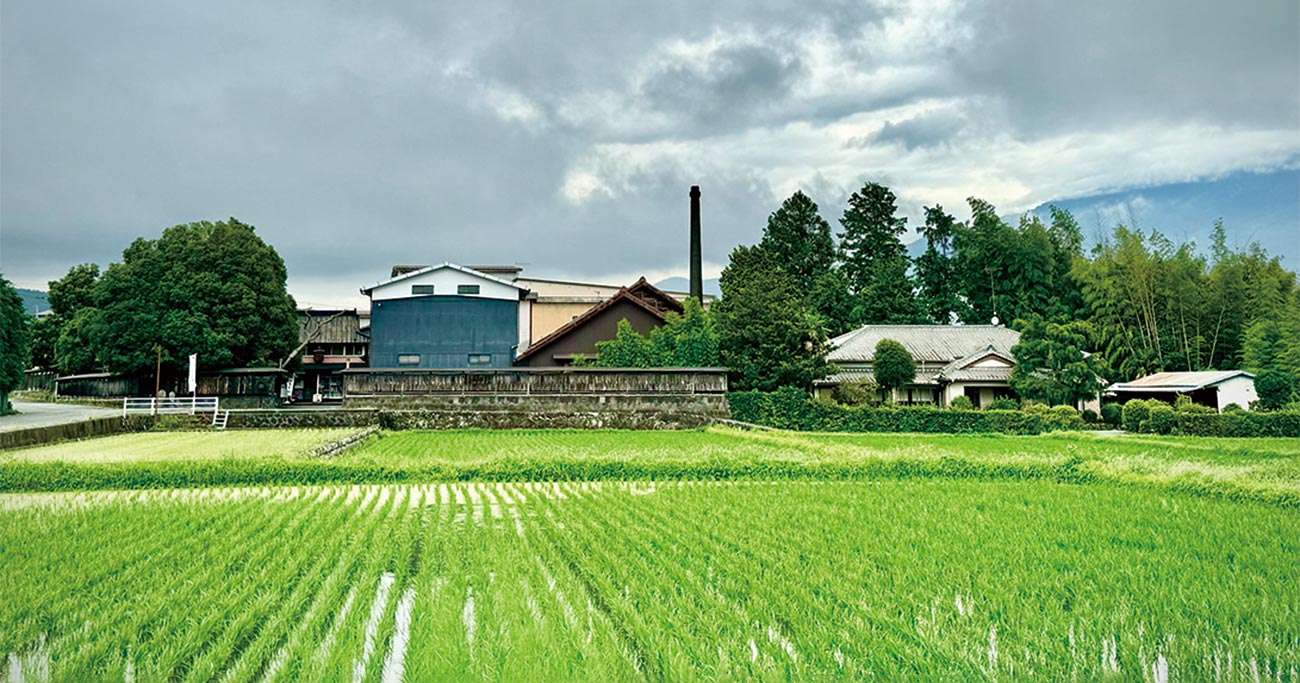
[2,0,1297,308]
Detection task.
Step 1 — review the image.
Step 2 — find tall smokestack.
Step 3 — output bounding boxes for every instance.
[689,185,702,302]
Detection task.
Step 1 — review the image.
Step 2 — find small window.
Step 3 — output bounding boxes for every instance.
[411,284,435,295]
[457,284,480,295]
[467,354,491,365]
[397,354,421,365]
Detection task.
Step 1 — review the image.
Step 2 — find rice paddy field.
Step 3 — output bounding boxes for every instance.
[1,428,1298,681]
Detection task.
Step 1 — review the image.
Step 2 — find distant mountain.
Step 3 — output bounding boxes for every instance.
[1032,169,1300,268]
[655,277,722,297]
[16,288,49,316]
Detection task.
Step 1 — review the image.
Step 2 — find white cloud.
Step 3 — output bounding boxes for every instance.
[560,170,609,205]
[561,112,1300,233]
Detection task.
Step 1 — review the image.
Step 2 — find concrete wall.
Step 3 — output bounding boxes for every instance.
[369,295,519,369]
[1217,376,1258,411]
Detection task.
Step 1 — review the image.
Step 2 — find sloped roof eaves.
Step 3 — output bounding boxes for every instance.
[941,367,1014,382]
[1108,370,1254,392]
[828,325,1021,363]
[815,369,944,386]
[514,285,671,362]
[298,315,367,344]
[361,262,529,295]
[626,278,686,315]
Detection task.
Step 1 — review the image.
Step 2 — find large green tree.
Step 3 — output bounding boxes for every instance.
[0,275,30,414]
[26,264,101,372]
[872,338,915,402]
[914,204,962,324]
[760,191,858,336]
[1009,315,1107,406]
[760,191,835,293]
[838,182,921,324]
[42,264,102,374]
[87,218,298,375]
[715,245,830,391]
[952,198,1017,325]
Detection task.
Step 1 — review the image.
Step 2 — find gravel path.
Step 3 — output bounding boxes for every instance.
[0,400,119,433]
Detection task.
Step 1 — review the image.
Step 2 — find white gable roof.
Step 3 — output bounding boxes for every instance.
[362,262,528,302]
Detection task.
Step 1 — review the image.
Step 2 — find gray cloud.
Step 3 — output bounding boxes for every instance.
[1,0,1296,306]
[851,110,969,150]
[637,41,807,130]
[949,0,1300,134]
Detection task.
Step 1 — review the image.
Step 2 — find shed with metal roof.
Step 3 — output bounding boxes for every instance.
[1106,370,1257,412]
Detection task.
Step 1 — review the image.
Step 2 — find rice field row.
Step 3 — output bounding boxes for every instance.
[0,429,357,463]
[3,480,1297,681]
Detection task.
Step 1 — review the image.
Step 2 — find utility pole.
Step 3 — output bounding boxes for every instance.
[153,344,162,416]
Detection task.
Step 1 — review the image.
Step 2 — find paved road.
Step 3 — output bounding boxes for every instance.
[0,401,120,432]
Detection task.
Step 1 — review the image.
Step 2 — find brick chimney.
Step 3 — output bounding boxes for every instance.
[689,185,702,301]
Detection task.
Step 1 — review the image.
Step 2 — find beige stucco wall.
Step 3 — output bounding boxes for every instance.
[530,301,602,340]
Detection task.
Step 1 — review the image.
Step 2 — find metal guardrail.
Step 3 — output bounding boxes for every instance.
[122,396,220,417]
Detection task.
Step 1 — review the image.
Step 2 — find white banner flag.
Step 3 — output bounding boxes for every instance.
[188,354,198,394]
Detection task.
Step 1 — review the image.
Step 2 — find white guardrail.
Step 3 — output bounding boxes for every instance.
[122,396,220,417]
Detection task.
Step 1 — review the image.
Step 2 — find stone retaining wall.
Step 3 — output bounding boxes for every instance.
[223,404,719,430]
[0,416,154,450]
[225,410,380,430]
[345,393,729,416]
[379,410,715,430]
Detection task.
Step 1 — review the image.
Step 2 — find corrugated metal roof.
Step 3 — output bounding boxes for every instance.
[298,311,368,344]
[828,325,1021,363]
[1108,370,1253,392]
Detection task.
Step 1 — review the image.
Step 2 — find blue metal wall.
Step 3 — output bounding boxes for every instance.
[369,295,518,368]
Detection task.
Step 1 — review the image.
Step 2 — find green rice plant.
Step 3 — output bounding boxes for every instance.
[1,481,1297,681]
[2,428,1298,508]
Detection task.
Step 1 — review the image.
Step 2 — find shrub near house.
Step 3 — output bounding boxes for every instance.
[1119,397,1299,436]
[731,388,1050,434]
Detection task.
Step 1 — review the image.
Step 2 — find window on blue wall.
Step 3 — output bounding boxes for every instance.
[457,284,480,295]
[468,354,491,365]
[397,354,421,365]
[411,284,434,295]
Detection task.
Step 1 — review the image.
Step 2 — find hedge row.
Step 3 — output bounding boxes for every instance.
[1170,412,1300,437]
[728,388,1048,434]
[1120,399,1300,436]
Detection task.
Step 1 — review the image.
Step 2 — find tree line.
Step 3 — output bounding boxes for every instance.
[2,185,1297,410]
[598,181,1299,405]
[3,219,298,392]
